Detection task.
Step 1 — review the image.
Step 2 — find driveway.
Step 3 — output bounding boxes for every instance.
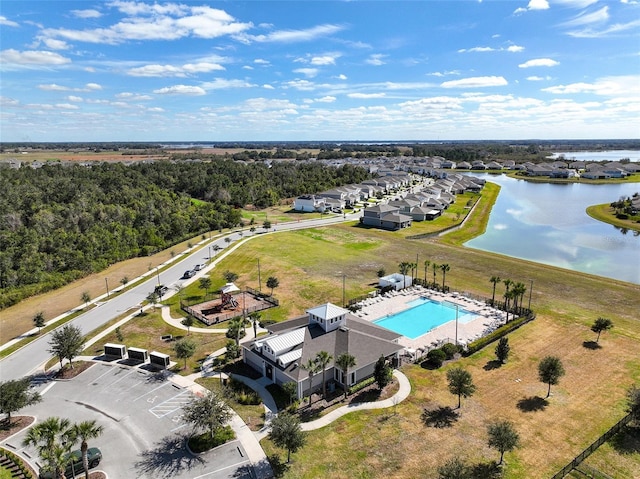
[3,363,253,479]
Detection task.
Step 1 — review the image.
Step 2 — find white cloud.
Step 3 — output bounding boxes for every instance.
[365,54,386,66]
[0,49,71,66]
[441,76,508,88]
[310,54,340,65]
[565,18,640,38]
[336,74,347,80]
[42,38,70,50]
[560,6,609,28]
[262,84,275,90]
[38,83,70,91]
[153,85,207,95]
[67,95,83,102]
[526,75,552,81]
[316,96,336,103]
[115,92,152,101]
[514,0,549,14]
[519,58,559,68]
[294,68,318,78]
[72,9,102,19]
[127,62,225,77]
[43,5,252,45]
[507,45,525,52]
[459,46,495,53]
[541,75,640,95]
[55,103,79,110]
[254,58,270,65]
[0,16,19,27]
[238,24,344,43]
[347,92,386,99]
[282,79,316,91]
[200,78,255,90]
[85,83,102,91]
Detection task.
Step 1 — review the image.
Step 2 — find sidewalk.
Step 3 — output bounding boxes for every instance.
[300,370,411,431]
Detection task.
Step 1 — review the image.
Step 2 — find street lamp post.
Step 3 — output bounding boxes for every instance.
[105,278,110,298]
[156,266,161,286]
[528,279,534,311]
[342,273,346,307]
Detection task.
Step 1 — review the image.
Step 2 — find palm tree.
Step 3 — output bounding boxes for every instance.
[314,351,333,399]
[440,263,450,291]
[23,417,73,479]
[512,282,527,315]
[335,353,356,399]
[227,317,245,346]
[301,358,319,406]
[432,262,439,288]
[266,276,279,296]
[489,275,501,306]
[398,262,412,288]
[70,420,104,479]
[249,311,261,339]
[423,259,430,284]
[503,289,515,322]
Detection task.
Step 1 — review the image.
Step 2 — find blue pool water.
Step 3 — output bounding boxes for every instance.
[374,297,477,339]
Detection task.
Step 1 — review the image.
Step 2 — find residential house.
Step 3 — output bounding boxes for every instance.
[293,195,327,213]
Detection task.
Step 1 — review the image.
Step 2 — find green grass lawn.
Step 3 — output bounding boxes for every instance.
[586,203,640,233]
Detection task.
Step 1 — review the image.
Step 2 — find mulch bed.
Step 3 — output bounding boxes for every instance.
[53,360,94,379]
[0,416,35,442]
[298,378,399,422]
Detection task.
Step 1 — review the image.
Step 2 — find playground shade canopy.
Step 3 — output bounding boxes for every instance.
[221,282,240,294]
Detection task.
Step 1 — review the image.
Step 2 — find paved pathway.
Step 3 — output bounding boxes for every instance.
[299,370,411,431]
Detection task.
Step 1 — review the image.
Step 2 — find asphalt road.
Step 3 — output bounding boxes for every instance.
[0,212,360,381]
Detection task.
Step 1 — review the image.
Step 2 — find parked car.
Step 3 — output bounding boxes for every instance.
[182,270,195,279]
[39,447,102,479]
[154,285,169,297]
[193,264,204,271]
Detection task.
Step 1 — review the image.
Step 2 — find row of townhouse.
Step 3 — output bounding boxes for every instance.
[359,174,485,231]
[293,174,412,213]
[521,160,640,179]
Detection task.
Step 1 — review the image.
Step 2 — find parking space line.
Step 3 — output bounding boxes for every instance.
[40,382,56,396]
[91,365,119,383]
[104,369,137,388]
[192,459,251,478]
[149,389,192,418]
[131,382,172,402]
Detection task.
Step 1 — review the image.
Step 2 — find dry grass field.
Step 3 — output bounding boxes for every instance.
[1,174,638,477]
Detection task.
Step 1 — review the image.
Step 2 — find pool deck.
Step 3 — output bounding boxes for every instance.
[352,285,507,354]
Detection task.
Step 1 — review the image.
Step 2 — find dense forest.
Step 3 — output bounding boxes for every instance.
[0,160,370,309]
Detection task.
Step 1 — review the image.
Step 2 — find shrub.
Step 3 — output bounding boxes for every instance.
[348,377,376,395]
[465,314,534,356]
[427,349,446,368]
[188,425,235,453]
[440,342,462,360]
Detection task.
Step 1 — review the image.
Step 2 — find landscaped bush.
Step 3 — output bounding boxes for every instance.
[188,425,235,453]
[426,349,446,368]
[464,314,535,356]
[440,342,462,359]
[1,448,35,478]
[348,377,376,395]
[224,378,261,405]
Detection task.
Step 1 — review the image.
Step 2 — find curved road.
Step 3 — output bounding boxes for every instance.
[0,212,361,381]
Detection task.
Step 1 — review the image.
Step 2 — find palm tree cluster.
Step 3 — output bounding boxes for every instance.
[488,276,529,321]
[300,350,334,405]
[22,417,103,479]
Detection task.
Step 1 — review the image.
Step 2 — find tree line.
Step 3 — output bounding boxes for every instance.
[0,160,371,309]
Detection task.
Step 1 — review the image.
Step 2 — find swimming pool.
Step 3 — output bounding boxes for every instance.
[373,297,477,339]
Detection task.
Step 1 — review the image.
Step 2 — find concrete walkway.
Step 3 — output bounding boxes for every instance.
[300,370,411,431]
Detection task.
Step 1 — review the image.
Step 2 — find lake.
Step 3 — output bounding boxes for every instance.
[464,174,640,284]
[547,149,640,162]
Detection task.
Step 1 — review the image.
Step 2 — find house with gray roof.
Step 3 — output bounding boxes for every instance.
[360,204,412,230]
[242,303,403,400]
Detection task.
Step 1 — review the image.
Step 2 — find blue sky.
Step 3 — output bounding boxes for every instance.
[1,0,639,142]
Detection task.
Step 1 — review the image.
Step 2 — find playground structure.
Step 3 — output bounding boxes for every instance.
[181,285,278,326]
[203,292,238,314]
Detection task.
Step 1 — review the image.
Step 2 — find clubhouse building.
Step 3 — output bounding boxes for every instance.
[242,303,403,400]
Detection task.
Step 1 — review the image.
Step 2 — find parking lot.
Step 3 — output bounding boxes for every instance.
[4,362,254,479]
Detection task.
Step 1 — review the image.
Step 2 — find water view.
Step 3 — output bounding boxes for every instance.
[464,174,640,284]
[547,150,640,162]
